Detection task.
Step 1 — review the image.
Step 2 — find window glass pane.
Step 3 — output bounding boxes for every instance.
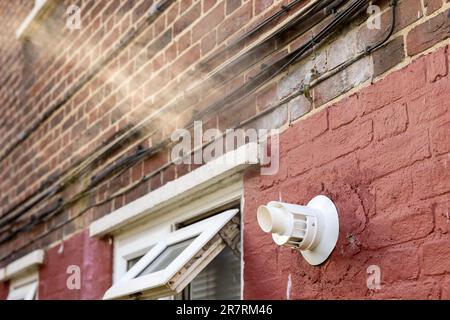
[189,246,241,300]
[138,237,196,276]
[127,255,144,271]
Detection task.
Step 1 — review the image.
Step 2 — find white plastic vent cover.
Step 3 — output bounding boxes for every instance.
[257,195,339,265]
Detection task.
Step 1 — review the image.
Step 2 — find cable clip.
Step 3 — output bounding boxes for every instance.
[301,68,317,102]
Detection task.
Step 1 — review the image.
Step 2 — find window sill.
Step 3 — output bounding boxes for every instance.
[0,249,44,282]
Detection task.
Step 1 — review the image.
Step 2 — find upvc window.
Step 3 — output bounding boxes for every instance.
[7,273,39,301]
[104,209,240,300]
[93,144,258,300]
[0,249,44,300]
[183,245,241,300]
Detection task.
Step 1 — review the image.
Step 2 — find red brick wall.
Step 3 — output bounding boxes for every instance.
[243,46,450,299]
[38,230,112,300]
[0,281,8,300]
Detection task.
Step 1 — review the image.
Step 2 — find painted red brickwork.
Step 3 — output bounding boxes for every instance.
[38,230,112,300]
[243,46,450,300]
[0,281,8,300]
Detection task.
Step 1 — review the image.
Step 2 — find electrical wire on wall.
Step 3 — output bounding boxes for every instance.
[0,0,324,225]
[0,0,175,163]
[192,0,370,120]
[0,0,371,250]
[0,0,339,229]
[0,0,399,264]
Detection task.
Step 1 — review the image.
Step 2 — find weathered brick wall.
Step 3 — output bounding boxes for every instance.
[0,0,449,299]
[1,0,316,265]
[244,45,450,299]
[38,230,112,300]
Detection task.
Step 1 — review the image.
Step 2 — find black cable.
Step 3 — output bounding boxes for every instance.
[0,198,63,245]
[0,0,340,225]
[308,0,397,89]
[0,0,368,250]
[0,0,175,164]
[0,124,134,223]
[0,0,378,258]
[0,0,328,225]
[0,142,163,231]
[0,186,61,230]
[197,0,333,88]
[203,0,308,63]
[194,0,368,120]
[0,0,311,166]
[366,0,397,52]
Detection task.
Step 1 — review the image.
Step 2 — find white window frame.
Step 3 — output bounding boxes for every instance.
[0,249,44,300]
[0,249,44,282]
[112,176,244,284]
[113,223,171,283]
[104,209,239,300]
[7,272,39,301]
[91,143,259,300]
